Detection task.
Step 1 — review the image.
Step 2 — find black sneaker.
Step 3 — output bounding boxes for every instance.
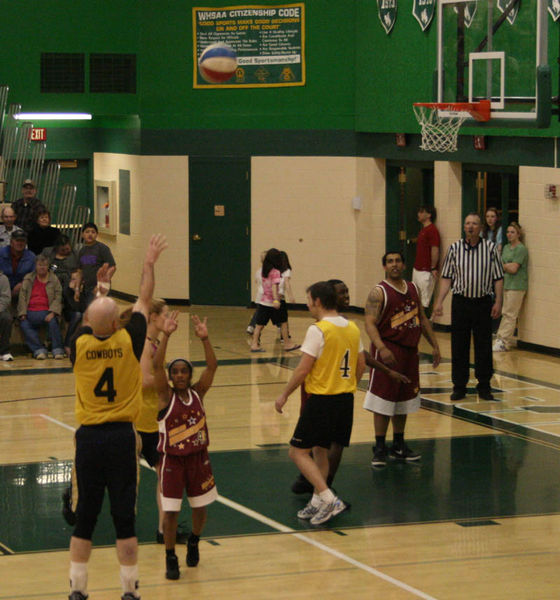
[121,594,140,600]
[165,553,180,580]
[450,390,466,401]
[371,446,387,467]
[478,389,495,401]
[291,473,313,494]
[69,593,88,600]
[389,445,421,462]
[186,534,200,567]
[62,485,77,526]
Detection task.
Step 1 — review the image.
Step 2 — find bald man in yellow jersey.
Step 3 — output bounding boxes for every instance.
[275,281,366,526]
[68,234,167,600]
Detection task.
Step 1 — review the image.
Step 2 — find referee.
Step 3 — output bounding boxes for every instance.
[433,213,504,401]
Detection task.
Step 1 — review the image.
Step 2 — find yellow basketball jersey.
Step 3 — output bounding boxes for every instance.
[304,319,361,395]
[74,328,143,425]
[136,382,159,433]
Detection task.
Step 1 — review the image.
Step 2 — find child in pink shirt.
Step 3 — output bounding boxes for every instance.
[250,248,300,352]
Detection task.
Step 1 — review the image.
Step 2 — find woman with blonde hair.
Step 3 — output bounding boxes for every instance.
[493,222,528,352]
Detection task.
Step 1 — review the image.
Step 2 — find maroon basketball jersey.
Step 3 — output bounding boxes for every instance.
[376,280,422,348]
[157,388,209,456]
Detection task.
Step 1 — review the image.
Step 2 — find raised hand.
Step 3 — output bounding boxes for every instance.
[145,234,168,265]
[96,262,116,284]
[162,310,179,337]
[192,315,209,340]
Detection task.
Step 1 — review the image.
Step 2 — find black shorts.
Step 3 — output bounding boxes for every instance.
[255,302,287,326]
[74,422,138,538]
[290,392,354,449]
[139,431,160,467]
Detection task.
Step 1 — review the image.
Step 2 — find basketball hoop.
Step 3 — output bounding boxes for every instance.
[412,100,491,153]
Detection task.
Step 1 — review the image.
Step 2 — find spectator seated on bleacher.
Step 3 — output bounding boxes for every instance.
[44,235,80,289]
[11,179,46,233]
[0,230,36,300]
[17,254,64,360]
[0,269,13,361]
[0,206,23,247]
[28,209,61,256]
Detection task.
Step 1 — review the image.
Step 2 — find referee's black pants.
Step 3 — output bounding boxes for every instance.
[451,294,493,393]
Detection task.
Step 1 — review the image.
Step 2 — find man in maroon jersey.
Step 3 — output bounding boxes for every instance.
[412,206,440,313]
[364,251,440,467]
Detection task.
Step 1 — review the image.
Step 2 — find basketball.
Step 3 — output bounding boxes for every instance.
[198,43,237,84]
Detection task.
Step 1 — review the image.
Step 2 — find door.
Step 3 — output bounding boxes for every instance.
[386,164,434,280]
[189,156,250,305]
[462,166,519,233]
[56,159,92,210]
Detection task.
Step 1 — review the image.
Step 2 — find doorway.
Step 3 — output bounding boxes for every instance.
[189,156,251,305]
[386,163,434,279]
[462,166,519,235]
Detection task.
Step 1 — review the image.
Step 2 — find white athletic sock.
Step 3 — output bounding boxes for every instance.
[120,564,139,596]
[318,488,336,504]
[69,561,88,594]
[310,493,322,507]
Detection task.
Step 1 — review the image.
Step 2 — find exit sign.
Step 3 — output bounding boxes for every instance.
[29,128,47,141]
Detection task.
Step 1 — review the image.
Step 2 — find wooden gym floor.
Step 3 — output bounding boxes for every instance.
[1,305,560,599]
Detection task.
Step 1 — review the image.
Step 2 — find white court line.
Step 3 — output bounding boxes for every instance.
[217,495,439,600]
[499,386,543,392]
[39,413,76,432]
[0,415,30,419]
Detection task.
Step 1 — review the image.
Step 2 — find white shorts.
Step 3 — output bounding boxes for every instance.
[412,269,435,308]
[363,390,420,416]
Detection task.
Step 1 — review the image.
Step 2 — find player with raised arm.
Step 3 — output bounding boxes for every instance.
[68,234,167,600]
[153,312,218,580]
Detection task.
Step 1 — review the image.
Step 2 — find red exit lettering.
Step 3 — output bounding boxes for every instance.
[29,128,47,141]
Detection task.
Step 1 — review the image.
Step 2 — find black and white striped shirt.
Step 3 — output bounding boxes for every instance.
[441,238,504,298]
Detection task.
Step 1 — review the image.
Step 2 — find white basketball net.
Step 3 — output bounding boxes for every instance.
[413,105,470,153]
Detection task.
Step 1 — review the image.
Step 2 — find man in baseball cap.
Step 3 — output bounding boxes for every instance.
[11,179,46,233]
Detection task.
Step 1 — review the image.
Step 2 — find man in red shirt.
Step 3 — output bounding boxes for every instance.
[412,206,440,311]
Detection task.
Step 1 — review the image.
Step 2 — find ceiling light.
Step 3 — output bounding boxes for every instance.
[14,112,93,120]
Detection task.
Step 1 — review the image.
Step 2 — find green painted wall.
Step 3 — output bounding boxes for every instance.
[0,0,139,117]
[0,0,559,164]
[355,0,560,138]
[137,0,356,130]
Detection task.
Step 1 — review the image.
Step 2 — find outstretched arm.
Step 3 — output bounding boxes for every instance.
[132,234,168,319]
[153,310,179,409]
[191,315,218,399]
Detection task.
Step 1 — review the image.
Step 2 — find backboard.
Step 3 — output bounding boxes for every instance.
[437,0,551,126]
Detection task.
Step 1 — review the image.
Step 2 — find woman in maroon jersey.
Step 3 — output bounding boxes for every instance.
[153,312,218,581]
